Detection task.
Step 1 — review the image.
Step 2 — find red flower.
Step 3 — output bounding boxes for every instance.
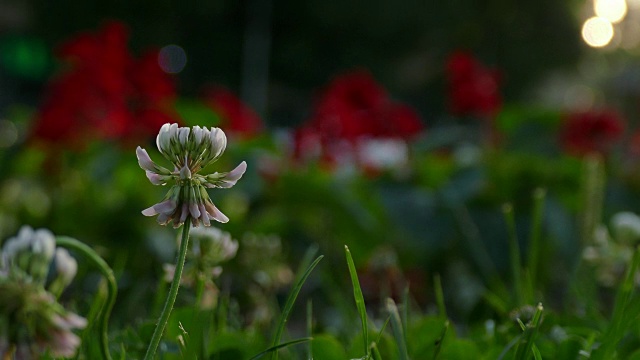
[293,70,423,169]
[31,20,178,149]
[201,86,263,139]
[445,51,502,118]
[559,110,624,155]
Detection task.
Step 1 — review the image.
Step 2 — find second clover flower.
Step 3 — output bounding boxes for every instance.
[136,123,247,228]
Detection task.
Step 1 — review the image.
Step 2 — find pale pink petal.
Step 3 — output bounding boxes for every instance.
[221,163,246,187]
[136,147,157,172]
[199,203,211,226]
[179,203,189,224]
[154,200,177,214]
[157,213,171,225]
[189,202,201,219]
[146,171,166,185]
[207,203,229,223]
[142,206,159,216]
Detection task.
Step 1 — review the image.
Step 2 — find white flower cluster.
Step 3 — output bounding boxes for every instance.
[0,226,86,359]
[137,123,247,227]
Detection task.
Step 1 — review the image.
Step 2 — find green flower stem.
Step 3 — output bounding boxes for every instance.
[144,221,192,360]
[56,236,117,360]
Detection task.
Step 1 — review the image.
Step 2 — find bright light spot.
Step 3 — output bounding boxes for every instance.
[582,17,615,47]
[158,45,187,74]
[0,120,18,148]
[594,0,628,23]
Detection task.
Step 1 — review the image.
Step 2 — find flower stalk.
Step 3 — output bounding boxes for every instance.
[56,236,117,360]
[144,220,192,360]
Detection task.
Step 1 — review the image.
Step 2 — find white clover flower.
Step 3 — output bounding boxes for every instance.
[611,211,640,244]
[0,226,86,359]
[2,226,56,283]
[54,248,78,288]
[137,123,247,228]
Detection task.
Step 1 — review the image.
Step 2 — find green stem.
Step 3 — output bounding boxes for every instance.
[56,236,117,360]
[144,221,192,360]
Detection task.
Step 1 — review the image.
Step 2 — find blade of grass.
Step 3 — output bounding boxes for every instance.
[369,314,390,359]
[591,247,640,360]
[345,245,369,358]
[532,345,542,360]
[433,320,449,360]
[580,155,605,246]
[271,246,323,360]
[386,298,409,360]
[434,274,447,320]
[503,203,524,305]
[251,337,313,360]
[514,303,544,360]
[527,188,546,295]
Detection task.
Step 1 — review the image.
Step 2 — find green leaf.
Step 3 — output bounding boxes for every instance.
[345,245,369,358]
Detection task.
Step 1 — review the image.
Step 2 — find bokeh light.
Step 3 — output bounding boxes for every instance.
[582,17,615,47]
[594,0,628,23]
[158,44,187,74]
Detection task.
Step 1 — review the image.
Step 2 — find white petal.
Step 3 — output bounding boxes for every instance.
[33,228,56,259]
[209,128,227,160]
[156,123,171,152]
[179,127,191,146]
[193,126,204,145]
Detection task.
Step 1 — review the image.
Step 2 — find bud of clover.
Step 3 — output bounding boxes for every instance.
[136,123,247,228]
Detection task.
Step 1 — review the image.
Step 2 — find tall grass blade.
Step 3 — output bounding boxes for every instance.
[251,337,313,360]
[345,245,369,358]
[513,303,544,360]
[271,245,323,360]
[433,320,448,359]
[386,298,409,360]
[591,247,640,360]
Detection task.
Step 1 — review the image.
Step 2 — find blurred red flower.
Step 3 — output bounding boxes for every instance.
[445,51,502,118]
[31,20,178,148]
[294,70,424,168]
[201,86,263,139]
[559,110,624,155]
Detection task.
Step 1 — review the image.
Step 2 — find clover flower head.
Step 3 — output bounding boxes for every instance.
[611,211,640,244]
[188,226,239,264]
[136,123,247,228]
[0,226,86,359]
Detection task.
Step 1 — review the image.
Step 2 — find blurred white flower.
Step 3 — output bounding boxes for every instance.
[0,226,86,359]
[611,211,640,244]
